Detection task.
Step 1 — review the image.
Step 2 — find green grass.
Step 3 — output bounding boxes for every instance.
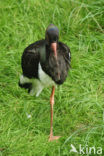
[0,0,104,155]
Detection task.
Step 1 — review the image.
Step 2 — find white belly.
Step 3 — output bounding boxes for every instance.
[19,63,55,97]
[38,63,55,87]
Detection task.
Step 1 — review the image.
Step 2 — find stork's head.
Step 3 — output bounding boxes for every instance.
[45,24,59,58]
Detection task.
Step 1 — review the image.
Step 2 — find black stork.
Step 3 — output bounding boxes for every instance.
[19,24,71,141]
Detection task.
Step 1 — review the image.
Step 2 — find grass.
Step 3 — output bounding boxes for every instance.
[0,0,104,155]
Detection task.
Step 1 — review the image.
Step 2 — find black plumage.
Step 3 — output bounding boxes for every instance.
[21,40,71,86]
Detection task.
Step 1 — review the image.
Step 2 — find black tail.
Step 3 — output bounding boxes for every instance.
[18,81,32,93]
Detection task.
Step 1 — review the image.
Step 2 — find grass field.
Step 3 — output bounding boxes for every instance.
[0,0,104,155]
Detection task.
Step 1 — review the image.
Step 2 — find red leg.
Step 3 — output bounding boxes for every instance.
[49,86,60,141]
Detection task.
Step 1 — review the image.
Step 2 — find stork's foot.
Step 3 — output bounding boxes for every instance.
[49,135,61,142]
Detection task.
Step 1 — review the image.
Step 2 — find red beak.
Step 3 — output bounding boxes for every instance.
[51,43,57,58]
